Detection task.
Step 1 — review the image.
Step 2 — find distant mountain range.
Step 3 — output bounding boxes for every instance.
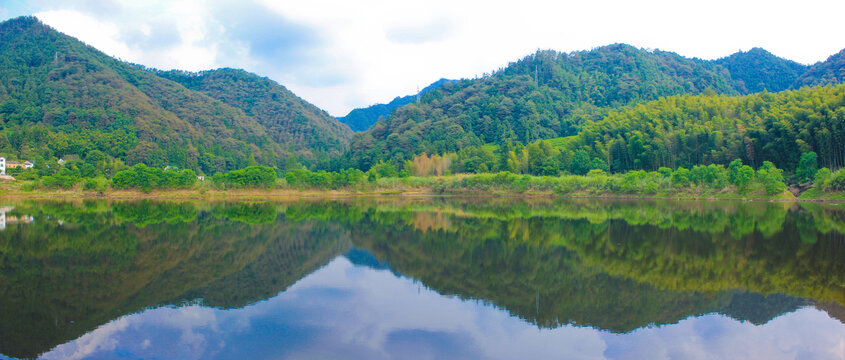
[337,78,453,132]
[0,15,843,174]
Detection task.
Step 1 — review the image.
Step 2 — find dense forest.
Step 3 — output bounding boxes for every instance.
[713,47,808,93]
[341,45,845,172]
[342,44,744,169]
[0,17,351,176]
[1,16,844,193]
[156,68,352,159]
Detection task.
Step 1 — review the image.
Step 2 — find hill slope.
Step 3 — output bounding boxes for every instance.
[157,68,352,158]
[338,78,453,132]
[714,47,808,93]
[0,16,348,173]
[345,44,742,168]
[794,48,845,88]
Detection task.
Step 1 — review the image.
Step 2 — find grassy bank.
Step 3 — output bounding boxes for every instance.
[0,173,808,201]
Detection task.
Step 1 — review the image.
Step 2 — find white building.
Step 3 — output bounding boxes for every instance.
[0,157,5,175]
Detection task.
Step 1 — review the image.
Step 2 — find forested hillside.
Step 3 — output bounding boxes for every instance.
[392,84,844,178]
[794,49,845,88]
[344,44,744,169]
[157,68,352,159]
[338,78,453,132]
[557,84,845,172]
[0,16,350,176]
[714,47,808,93]
[2,15,843,181]
[342,44,845,172]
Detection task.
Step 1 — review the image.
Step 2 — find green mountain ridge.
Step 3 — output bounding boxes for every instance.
[156,68,352,159]
[338,78,454,132]
[0,16,351,174]
[342,44,845,171]
[714,47,808,93]
[794,48,845,88]
[1,15,844,177]
[343,44,744,169]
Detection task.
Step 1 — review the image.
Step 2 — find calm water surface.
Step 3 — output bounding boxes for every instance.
[0,198,844,359]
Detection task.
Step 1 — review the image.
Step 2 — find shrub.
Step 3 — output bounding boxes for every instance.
[214,166,276,189]
[814,167,832,190]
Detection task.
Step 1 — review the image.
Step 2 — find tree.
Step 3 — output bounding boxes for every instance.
[796,152,818,184]
[671,167,691,188]
[571,150,591,175]
[728,159,754,190]
[757,161,785,195]
[814,167,832,190]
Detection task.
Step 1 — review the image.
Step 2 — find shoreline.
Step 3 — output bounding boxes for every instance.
[0,188,840,202]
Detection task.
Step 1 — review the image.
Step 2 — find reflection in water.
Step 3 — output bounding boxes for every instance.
[0,198,844,359]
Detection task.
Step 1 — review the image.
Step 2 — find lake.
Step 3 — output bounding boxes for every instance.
[0,197,843,359]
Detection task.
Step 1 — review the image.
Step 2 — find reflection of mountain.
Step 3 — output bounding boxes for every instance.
[718,292,806,325]
[2,198,845,358]
[350,219,729,332]
[0,201,348,359]
[318,198,845,331]
[180,219,351,308]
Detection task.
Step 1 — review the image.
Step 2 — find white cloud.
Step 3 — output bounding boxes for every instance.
[9,0,845,115]
[35,258,845,359]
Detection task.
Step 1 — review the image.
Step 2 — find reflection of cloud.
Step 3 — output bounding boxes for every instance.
[383,329,482,359]
[43,317,130,360]
[601,308,845,360]
[39,258,845,360]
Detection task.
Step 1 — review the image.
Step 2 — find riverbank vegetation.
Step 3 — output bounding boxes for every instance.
[4,153,844,200]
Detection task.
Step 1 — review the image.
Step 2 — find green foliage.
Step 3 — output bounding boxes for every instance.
[671,167,691,188]
[213,166,277,189]
[757,161,786,195]
[0,17,349,175]
[111,164,196,192]
[570,150,592,175]
[794,48,845,88]
[367,161,398,179]
[157,68,352,160]
[814,167,832,190]
[728,159,755,191]
[345,44,743,169]
[567,85,845,172]
[714,48,807,93]
[39,167,80,189]
[82,176,108,194]
[824,168,845,191]
[796,152,818,184]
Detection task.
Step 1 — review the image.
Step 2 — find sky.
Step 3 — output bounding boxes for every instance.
[1,0,843,116]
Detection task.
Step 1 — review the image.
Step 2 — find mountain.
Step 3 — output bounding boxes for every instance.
[714,47,808,93]
[794,48,845,88]
[0,16,348,174]
[338,78,453,132]
[156,68,352,158]
[344,44,742,169]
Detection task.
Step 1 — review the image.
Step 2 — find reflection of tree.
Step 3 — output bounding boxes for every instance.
[2,197,845,358]
[0,201,348,359]
[562,217,845,305]
[324,198,845,331]
[351,217,730,332]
